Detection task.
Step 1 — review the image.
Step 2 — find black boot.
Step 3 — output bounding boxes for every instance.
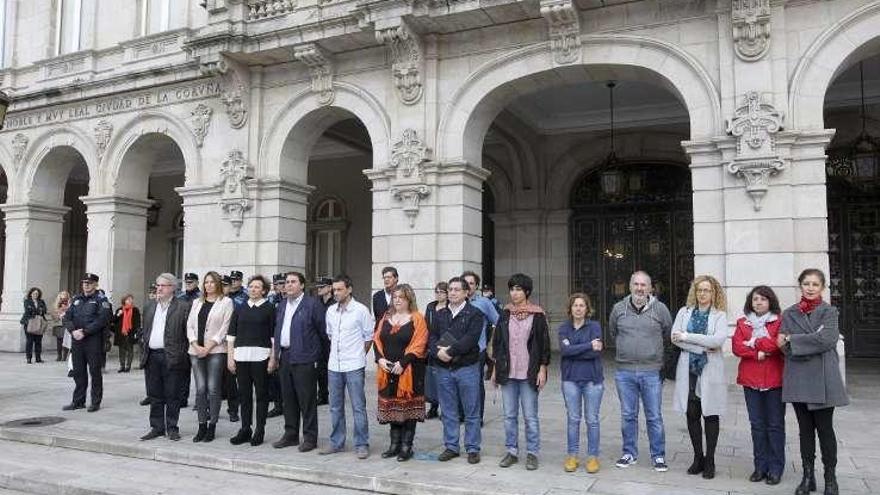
[204,424,216,443]
[397,421,415,462]
[687,454,705,475]
[250,426,265,446]
[796,462,817,495]
[823,468,838,495]
[382,424,402,458]
[426,403,439,419]
[193,423,208,443]
[702,457,715,479]
[230,427,252,445]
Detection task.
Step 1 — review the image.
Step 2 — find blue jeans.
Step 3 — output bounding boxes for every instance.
[328,368,369,449]
[436,363,481,453]
[615,369,665,460]
[425,364,439,404]
[501,379,540,455]
[744,387,786,477]
[562,380,604,457]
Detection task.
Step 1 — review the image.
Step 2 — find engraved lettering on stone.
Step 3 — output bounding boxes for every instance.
[12,133,28,169]
[726,91,785,211]
[376,21,423,105]
[732,0,771,62]
[293,44,335,106]
[218,150,252,236]
[390,129,429,179]
[94,120,113,159]
[540,0,581,65]
[191,103,213,147]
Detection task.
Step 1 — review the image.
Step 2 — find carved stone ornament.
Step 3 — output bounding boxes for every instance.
[390,184,430,228]
[376,21,423,105]
[218,150,252,236]
[293,44,335,106]
[191,103,213,147]
[390,129,429,178]
[12,133,28,169]
[221,86,247,129]
[732,0,771,62]
[726,91,785,211]
[94,120,113,160]
[540,0,581,65]
[201,57,249,129]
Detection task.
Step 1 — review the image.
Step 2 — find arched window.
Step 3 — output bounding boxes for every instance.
[310,197,347,280]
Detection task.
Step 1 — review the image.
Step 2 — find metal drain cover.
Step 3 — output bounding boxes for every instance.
[2,416,66,428]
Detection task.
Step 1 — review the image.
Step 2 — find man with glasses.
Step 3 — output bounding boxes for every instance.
[63,273,111,412]
[372,266,398,323]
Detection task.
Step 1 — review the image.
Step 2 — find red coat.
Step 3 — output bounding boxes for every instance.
[732,315,784,390]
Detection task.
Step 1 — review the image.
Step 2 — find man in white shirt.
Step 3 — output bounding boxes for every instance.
[320,275,375,459]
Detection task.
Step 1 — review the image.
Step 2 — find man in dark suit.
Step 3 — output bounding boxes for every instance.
[371,266,398,323]
[139,273,192,441]
[314,277,334,405]
[271,271,326,452]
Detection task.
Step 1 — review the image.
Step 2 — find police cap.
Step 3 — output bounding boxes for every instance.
[184,273,199,282]
[315,277,333,288]
[82,273,99,283]
[229,270,243,281]
[221,276,232,286]
[272,273,285,284]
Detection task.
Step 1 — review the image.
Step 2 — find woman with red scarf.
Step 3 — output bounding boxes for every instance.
[113,294,141,373]
[778,269,848,495]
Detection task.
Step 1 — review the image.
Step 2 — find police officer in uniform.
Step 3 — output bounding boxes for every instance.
[227,271,248,308]
[314,277,334,405]
[222,271,245,422]
[63,273,111,412]
[267,273,286,417]
[178,273,201,302]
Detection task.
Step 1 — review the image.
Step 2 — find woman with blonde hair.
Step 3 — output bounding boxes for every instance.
[671,275,728,479]
[373,283,429,461]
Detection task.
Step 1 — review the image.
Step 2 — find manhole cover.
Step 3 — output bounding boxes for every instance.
[2,416,66,428]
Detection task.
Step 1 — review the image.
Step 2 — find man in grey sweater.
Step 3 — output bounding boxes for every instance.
[608,271,673,472]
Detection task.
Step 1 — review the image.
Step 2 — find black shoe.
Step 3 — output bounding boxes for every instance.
[824,469,838,495]
[67,370,74,378]
[467,452,481,464]
[426,404,439,419]
[267,407,283,418]
[56,356,63,362]
[180,401,189,408]
[397,445,413,462]
[687,455,705,475]
[35,358,43,363]
[228,412,240,423]
[168,430,181,441]
[87,403,100,412]
[297,442,316,453]
[437,449,459,462]
[381,428,402,459]
[62,403,85,411]
[140,429,165,441]
[250,428,264,446]
[317,397,329,406]
[26,358,32,364]
[204,424,216,443]
[273,436,300,449]
[702,458,715,479]
[749,471,767,482]
[139,397,151,406]
[230,427,252,445]
[193,423,208,443]
[117,369,126,373]
[765,473,782,485]
[796,463,817,495]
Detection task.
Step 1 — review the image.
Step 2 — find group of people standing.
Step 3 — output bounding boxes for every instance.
[43,265,847,495]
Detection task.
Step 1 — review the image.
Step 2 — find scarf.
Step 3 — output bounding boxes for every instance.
[687,308,710,376]
[373,311,428,399]
[121,305,134,336]
[745,311,773,344]
[504,302,545,320]
[797,295,822,314]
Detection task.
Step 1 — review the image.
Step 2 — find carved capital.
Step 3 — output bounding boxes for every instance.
[94,120,113,160]
[11,133,28,170]
[390,129,430,179]
[191,103,214,147]
[376,21,423,105]
[732,0,771,62]
[726,92,786,210]
[218,149,253,236]
[390,184,430,228]
[293,44,335,106]
[540,0,581,65]
[727,157,785,211]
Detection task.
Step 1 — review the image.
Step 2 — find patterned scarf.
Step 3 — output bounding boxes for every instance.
[797,296,822,314]
[505,302,545,320]
[687,308,710,376]
[745,311,773,343]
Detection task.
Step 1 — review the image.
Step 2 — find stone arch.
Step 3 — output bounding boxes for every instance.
[21,126,96,204]
[102,110,201,197]
[260,82,391,183]
[436,35,722,167]
[0,143,14,200]
[482,154,514,213]
[789,2,880,130]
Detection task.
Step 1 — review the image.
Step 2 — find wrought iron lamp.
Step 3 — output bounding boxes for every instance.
[599,81,624,196]
[826,61,880,190]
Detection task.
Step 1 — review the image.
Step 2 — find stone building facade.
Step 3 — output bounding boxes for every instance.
[0,0,878,356]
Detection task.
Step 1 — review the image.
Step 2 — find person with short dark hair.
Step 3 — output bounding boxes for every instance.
[490,273,550,471]
[21,287,48,364]
[732,285,785,485]
[778,269,848,495]
[179,273,201,302]
[372,267,399,323]
[314,276,335,406]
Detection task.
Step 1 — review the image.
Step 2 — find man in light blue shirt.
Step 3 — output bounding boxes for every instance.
[461,271,499,424]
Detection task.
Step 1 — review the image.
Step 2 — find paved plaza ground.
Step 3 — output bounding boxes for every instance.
[0,351,877,495]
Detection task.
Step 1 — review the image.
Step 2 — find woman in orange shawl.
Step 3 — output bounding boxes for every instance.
[373,283,428,462]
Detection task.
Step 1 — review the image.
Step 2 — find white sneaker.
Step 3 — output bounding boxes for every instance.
[653,457,669,472]
[615,454,637,468]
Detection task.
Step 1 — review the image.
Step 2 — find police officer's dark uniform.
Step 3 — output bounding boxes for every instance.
[176,272,200,408]
[222,271,246,422]
[266,273,286,417]
[315,277,334,405]
[63,273,111,412]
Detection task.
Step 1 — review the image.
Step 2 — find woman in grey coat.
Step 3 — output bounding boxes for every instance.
[671,275,728,480]
[778,268,848,495]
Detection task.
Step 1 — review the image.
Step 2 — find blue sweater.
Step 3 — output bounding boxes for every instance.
[558,320,604,383]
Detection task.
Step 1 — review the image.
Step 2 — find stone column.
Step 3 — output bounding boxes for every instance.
[0,203,69,351]
[248,178,313,275]
[82,196,152,303]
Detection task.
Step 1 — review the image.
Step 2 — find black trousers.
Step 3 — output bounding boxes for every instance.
[316,341,330,401]
[118,341,134,369]
[267,371,282,407]
[71,336,103,406]
[24,331,43,361]
[223,366,240,414]
[145,350,185,432]
[279,360,318,443]
[793,403,837,469]
[236,359,269,430]
[179,357,191,404]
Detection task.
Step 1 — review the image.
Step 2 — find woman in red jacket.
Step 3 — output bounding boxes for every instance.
[732,285,785,486]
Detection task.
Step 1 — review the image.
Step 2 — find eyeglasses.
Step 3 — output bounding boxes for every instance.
[695,288,714,294]
[435,290,447,294]
[156,284,174,288]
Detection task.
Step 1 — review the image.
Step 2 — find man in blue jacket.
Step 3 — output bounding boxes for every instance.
[271,271,326,452]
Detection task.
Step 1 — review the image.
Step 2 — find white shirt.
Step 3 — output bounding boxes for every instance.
[384,290,392,306]
[325,297,375,373]
[449,301,466,320]
[148,299,171,350]
[279,293,304,348]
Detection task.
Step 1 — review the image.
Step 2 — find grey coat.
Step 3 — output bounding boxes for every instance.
[781,302,849,410]
[671,307,729,417]
[140,298,192,370]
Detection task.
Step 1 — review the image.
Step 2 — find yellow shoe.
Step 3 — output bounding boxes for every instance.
[585,456,600,474]
[563,455,579,473]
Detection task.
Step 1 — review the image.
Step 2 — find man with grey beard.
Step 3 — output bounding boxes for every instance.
[608,271,672,473]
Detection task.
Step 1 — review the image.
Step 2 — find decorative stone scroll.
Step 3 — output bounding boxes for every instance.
[540,0,581,65]
[11,133,28,170]
[726,91,785,211]
[293,44,335,106]
[94,120,113,160]
[201,57,249,129]
[218,150,252,236]
[387,129,431,227]
[732,0,771,62]
[391,184,430,228]
[376,21,423,105]
[191,103,213,147]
